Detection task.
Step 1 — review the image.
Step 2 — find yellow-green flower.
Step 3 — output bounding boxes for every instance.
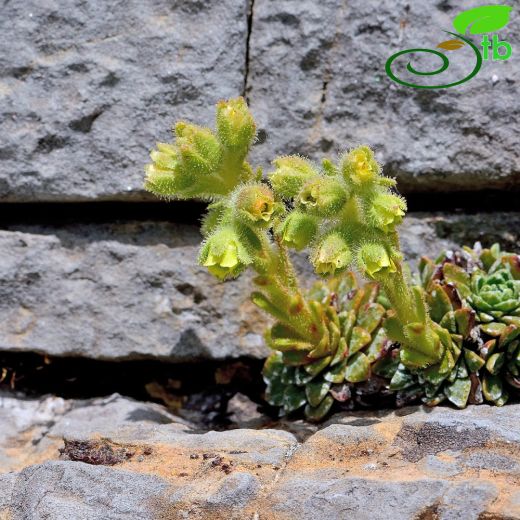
[312,233,352,276]
[216,97,256,151]
[199,226,251,280]
[342,146,380,185]
[278,211,318,251]
[236,185,276,223]
[370,193,406,232]
[298,177,347,216]
[358,244,397,279]
[268,156,317,199]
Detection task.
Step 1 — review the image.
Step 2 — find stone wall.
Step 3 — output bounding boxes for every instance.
[1,0,519,362]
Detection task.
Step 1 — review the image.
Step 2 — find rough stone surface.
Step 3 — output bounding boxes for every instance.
[2,1,519,202]
[0,392,189,473]
[8,461,172,520]
[248,0,520,193]
[1,213,518,361]
[0,0,247,201]
[2,396,520,519]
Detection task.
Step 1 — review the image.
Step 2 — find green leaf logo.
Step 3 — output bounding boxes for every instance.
[453,5,512,35]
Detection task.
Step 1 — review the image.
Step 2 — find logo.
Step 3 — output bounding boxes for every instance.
[385,5,513,89]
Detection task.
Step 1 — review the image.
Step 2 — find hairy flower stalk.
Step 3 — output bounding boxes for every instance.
[144,97,324,361]
[269,146,455,375]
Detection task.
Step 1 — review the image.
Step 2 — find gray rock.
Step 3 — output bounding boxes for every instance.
[8,461,172,520]
[1,213,517,361]
[393,402,520,462]
[2,0,519,203]
[248,0,520,192]
[0,0,247,202]
[0,222,269,361]
[2,398,520,518]
[0,393,189,473]
[271,473,497,520]
[204,472,260,508]
[0,472,16,510]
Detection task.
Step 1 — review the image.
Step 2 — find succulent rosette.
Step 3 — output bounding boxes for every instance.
[417,243,520,407]
[262,273,414,421]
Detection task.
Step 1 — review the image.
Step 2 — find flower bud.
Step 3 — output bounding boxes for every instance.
[342,146,380,185]
[298,177,348,216]
[144,147,195,198]
[312,232,352,276]
[174,122,221,175]
[268,156,317,199]
[278,211,318,251]
[357,243,397,279]
[216,97,256,151]
[235,184,275,224]
[370,193,407,232]
[199,226,252,280]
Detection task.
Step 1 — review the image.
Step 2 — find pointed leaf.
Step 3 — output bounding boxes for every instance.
[262,352,284,381]
[445,378,471,408]
[304,395,334,422]
[283,385,307,413]
[463,348,485,372]
[389,365,416,390]
[324,359,347,383]
[480,322,507,337]
[365,328,388,363]
[482,373,504,403]
[486,352,505,375]
[356,303,385,333]
[265,378,285,407]
[373,355,400,379]
[305,379,331,407]
[304,355,332,376]
[498,325,520,347]
[454,308,475,338]
[349,326,372,355]
[295,367,315,386]
[344,352,370,383]
[330,337,348,366]
[427,282,453,323]
[442,263,471,295]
